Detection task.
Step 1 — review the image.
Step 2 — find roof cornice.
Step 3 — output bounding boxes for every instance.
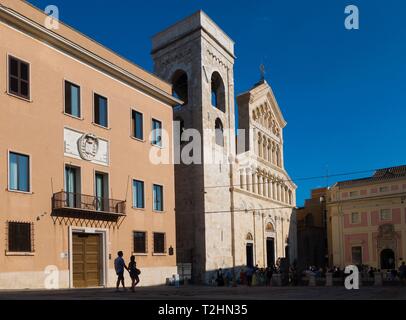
[0,4,182,106]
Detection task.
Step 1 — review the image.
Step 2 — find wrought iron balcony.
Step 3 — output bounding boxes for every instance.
[52,191,126,221]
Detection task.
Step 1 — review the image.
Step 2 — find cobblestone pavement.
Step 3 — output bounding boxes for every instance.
[0,285,405,300]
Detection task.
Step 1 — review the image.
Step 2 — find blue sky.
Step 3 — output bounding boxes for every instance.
[28,0,406,205]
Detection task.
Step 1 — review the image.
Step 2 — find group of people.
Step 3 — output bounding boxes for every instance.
[242,265,279,286]
[301,261,406,285]
[114,251,141,292]
[378,261,406,282]
[215,263,294,287]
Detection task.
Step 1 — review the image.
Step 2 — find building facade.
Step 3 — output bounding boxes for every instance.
[327,165,406,270]
[151,11,297,283]
[233,80,297,271]
[0,0,179,289]
[296,188,328,270]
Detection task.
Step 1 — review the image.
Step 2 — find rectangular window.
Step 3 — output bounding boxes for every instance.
[351,246,362,265]
[64,81,81,117]
[64,165,81,208]
[132,180,145,208]
[131,110,143,140]
[153,232,165,254]
[133,231,147,253]
[8,222,32,252]
[9,152,30,192]
[152,119,162,146]
[153,184,163,211]
[95,172,109,211]
[94,93,108,127]
[8,56,30,99]
[351,212,360,224]
[380,209,392,221]
[380,186,389,193]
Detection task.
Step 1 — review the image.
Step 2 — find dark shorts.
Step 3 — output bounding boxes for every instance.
[117,271,124,281]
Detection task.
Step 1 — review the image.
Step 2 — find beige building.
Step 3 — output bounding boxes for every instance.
[152,11,297,283]
[0,0,180,289]
[327,165,406,269]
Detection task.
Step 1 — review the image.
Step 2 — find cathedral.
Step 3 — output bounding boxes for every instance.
[152,10,297,283]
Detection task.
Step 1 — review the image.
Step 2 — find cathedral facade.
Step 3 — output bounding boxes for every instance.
[152,10,297,283]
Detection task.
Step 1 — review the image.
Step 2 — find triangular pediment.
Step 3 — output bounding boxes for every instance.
[246,80,287,128]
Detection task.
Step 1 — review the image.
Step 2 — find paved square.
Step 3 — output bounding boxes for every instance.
[0,285,405,300]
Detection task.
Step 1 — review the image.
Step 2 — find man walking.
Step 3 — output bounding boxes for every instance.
[114,251,128,291]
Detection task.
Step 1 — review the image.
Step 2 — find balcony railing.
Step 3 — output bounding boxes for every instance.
[52,191,126,221]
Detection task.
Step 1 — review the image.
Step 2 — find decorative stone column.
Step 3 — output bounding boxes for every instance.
[272,180,275,199]
[268,145,272,163]
[281,186,285,203]
[263,176,268,198]
[246,168,251,192]
[267,178,271,198]
[258,175,262,196]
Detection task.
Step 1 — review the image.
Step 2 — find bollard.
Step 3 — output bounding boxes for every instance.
[273,273,282,286]
[308,274,316,287]
[325,272,333,286]
[374,272,383,286]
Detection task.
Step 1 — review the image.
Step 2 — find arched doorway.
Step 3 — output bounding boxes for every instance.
[380,249,395,269]
[246,233,254,267]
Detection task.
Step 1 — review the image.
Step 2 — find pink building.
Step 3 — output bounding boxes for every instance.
[327,165,406,269]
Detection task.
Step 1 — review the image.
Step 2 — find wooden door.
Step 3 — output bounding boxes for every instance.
[72,233,101,287]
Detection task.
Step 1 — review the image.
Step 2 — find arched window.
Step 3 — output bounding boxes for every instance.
[211,72,226,112]
[215,118,224,146]
[172,70,188,105]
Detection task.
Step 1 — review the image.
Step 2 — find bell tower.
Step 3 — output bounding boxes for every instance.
[151,10,236,283]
